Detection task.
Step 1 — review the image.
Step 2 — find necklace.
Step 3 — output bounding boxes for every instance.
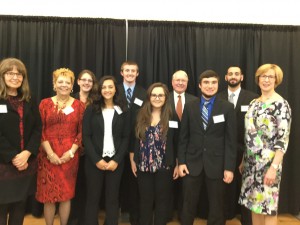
[56,96,70,110]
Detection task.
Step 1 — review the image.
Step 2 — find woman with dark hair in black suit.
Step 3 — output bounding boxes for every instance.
[0,58,41,225]
[83,75,129,225]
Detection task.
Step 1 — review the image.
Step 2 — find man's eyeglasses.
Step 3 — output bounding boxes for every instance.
[79,78,93,83]
[5,72,23,79]
[150,94,165,99]
[259,75,276,80]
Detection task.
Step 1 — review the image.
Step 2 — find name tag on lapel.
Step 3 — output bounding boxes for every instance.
[134,98,143,106]
[241,105,249,112]
[213,114,225,123]
[0,105,8,113]
[63,106,74,115]
[169,120,178,128]
[114,105,123,115]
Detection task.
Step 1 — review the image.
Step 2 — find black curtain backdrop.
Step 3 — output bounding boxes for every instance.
[1,15,300,216]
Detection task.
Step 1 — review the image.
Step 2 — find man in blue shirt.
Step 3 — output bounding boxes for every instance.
[178,69,237,225]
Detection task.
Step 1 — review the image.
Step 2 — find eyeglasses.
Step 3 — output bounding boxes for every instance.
[5,72,23,79]
[150,94,165,99]
[259,75,276,80]
[79,78,93,83]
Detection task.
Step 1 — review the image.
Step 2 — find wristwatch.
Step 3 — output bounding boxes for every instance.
[271,163,279,170]
[69,150,74,158]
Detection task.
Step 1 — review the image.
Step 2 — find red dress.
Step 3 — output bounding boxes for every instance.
[36,98,84,203]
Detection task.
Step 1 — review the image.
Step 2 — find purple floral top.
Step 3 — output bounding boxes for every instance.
[138,123,168,173]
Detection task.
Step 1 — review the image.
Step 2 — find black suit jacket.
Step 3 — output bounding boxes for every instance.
[82,105,130,165]
[178,96,237,178]
[218,89,258,153]
[117,84,147,151]
[0,98,42,163]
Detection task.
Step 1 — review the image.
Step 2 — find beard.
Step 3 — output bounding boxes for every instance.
[227,79,241,88]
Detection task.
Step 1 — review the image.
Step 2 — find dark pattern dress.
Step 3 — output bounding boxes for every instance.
[239,98,292,215]
[0,96,39,204]
[36,98,84,203]
[138,123,168,172]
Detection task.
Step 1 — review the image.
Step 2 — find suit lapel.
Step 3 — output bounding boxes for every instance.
[206,98,222,130]
[191,99,204,131]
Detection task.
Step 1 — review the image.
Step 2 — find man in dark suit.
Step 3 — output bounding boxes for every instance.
[178,70,237,225]
[117,60,147,225]
[218,66,258,225]
[168,70,197,220]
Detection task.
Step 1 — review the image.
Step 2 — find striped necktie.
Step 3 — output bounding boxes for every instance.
[202,101,209,130]
[126,88,132,107]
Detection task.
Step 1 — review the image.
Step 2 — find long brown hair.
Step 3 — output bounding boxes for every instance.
[0,58,31,101]
[93,75,126,113]
[135,82,172,141]
[77,69,98,106]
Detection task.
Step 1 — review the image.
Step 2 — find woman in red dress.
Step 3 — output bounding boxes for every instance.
[36,68,85,225]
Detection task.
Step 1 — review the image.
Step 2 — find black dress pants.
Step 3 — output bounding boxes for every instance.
[137,169,173,225]
[84,158,124,225]
[181,171,225,225]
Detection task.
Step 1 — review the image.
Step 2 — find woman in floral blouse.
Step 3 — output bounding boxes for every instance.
[239,64,292,225]
[130,82,179,225]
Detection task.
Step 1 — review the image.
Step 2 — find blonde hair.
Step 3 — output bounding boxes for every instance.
[0,58,31,101]
[255,64,283,88]
[53,68,75,89]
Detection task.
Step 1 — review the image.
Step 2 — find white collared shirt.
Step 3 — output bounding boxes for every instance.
[228,87,241,108]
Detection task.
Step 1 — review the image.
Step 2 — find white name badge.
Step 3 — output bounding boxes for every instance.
[0,105,8,113]
[169,120,178,128]
[63,106,74,115]
[241,105,249,112]
[134,98,143,106]
[114,105,123,115]
[213,114,225,123]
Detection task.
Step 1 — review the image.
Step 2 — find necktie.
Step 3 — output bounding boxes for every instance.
[201,101,209,130]
[176,95,183,120]
[228,93,235,107]
[126,88,132,107]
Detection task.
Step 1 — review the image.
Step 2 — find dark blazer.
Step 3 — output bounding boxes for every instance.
[218,89,258,153]
[133,123,177,168]
[83,105,130,165]
[0,97,42,163]
[117,84,147,150]
[177,96,237,178]
[0,97,42,204]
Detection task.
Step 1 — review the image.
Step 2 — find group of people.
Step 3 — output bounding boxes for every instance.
[0,57,292,225]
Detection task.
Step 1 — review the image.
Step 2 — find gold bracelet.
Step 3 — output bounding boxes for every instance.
[69,150,74,159]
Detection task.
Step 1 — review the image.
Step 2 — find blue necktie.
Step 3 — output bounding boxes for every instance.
[126,88,132,107]
[202,101,209,130]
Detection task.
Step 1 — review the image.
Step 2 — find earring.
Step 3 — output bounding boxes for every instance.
[71,89,73,93]
[53,87,56,92]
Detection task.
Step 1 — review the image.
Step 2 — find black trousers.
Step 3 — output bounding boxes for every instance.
[67,155,86,225]
[84,158,124,225]
[119,154,139,225]
[181,171,225,225]
[0,200,26,225]
[137,169,173,225]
